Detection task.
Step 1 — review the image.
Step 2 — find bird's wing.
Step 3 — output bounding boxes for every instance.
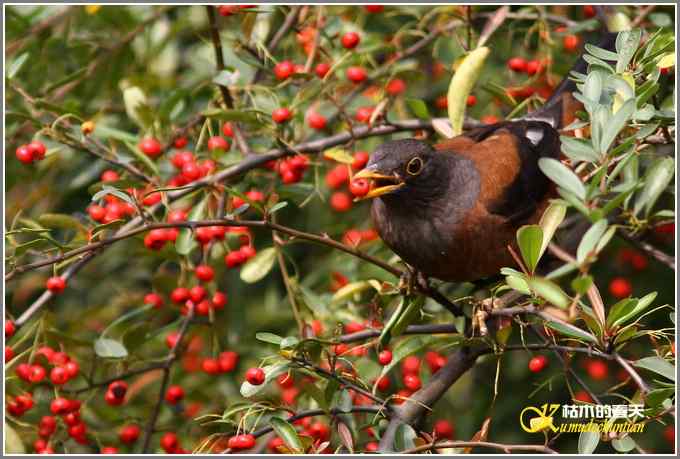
[435,120,560,223]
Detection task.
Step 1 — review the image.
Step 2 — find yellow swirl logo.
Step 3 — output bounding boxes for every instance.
[520,403,560,433]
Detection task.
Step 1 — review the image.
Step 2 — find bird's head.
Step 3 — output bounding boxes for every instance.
[354,139,442,200]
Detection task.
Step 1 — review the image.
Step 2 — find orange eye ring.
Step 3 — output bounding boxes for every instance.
[406,157,423,175]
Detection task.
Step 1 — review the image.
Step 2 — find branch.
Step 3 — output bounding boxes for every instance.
[378,347,482,452]
[614,353,650,395]
[141,307,195,453]
[337,324,458,344]
[401,440,558,454]
[252,6,302,84]
[6,6,76,56]
[619,229,674,270]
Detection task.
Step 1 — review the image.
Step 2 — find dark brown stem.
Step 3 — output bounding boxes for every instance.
[378,347,483,452]
[401,440,558,454]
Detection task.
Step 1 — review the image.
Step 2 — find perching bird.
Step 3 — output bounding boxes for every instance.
[354,32,617,283]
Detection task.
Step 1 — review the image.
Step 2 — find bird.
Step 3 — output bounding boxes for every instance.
[354,32,617,283]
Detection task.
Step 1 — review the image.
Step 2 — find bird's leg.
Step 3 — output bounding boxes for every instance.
[397,265,418,295]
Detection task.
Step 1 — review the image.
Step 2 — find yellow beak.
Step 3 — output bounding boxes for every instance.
[353,167,405,199]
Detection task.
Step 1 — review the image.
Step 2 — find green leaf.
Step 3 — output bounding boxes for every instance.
[394,423,418,451]
[268,201,288,215]
[255,332,283,345]
[202,108,262,123]
[579,431,600,454]
[615,29,642,73]
[175,195,208,255]
[527,277,570,309]
[92,186,134,205]
[379,296,423,347]
[538,158,586,201]
[94,338,128,359]
[582,70,603,105]
[270,417,304,453]
[331,388,353,413]
[38,213,86,234]
[538,203,566,258]
[516,225,543,273]
[584,44,619,61]
[240,363,289,397]
[571,275,593,295]
[240,247,277,283]
[93,124,138,143]
[5,423,25,454]
[406,98,430,120]
[600,98,636,154]
[323,148,354,164]
[447,46,489,136]
[633,356,674,381]
[7,52,29,79]
[331,281,372,305]
[645,388,674,409]
[560,136,600,162]
[576,220,608,264]
[633,157,675,217]
[506,274,531,295]
[545,321,598,344]
[607,292,657,329]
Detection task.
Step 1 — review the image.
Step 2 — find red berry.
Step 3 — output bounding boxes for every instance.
[101,446,118,454]
[349,178,370,197]
[341,31,360,49]
[165,385,185,404]
[228,434,255,450]
[16,363,32,381]
[346,66,367,83]
[144,228,169,250]
[5,320,16,338]
[583,5,596,18]
[50,366,69,385]
[171,151,195,169]
[5,346,14,362]
[386,78,407,95]
[219,351,239,373]
[239,244,256,259]
[212,291,227,310]
[173,136,188,149]
[574,390,593,403]
[64,360,79,378]
[325,165,350,189]
[315,62,331,78]
[466,95,477,106]
[276,373,294,389]
[307,111,327,130]
[586,359,609,381]
[207,136,229,151]
[425,351,446,374]
[222,122,234,137]
[507,57,527,72]
[15,145,34,164]
[50,397,70,415]
[119,424,141,444]
[29,364,46,383]
[28,141,47,160]
[166,332,180,349]
[351,151,369,170]
[225,250,247,268]
[330,191,352,212]
[528,355,548,373]
[67,422,87,439]
[402,355,421,375]
[218,5,239,16]
[376,375,390,391]
[195,264,215,282]
[46,276,66,293]
[202,358,221,374]
[663,425,675,445]
[309,422,330,441]
[101,170,119,182]
[481,115,500,124]
[181,161,202,181]
[160,432,179,453]
[435,95,448,109]
[434,419,454,439]
[39,415,57,436]
[272,107,293,124]
[403,374,422,391]
[563,34,579,52]
[365,442,379,452]
[526,59,542,76]
[139,138,162,158]
[189,285,206,303]
[609,277,632,299]
[87,204,106,222]
[378,350,392,365]
[142,292,163,309]
[365,5,384,13]
[108,380,128,400]
[49,351,69,366]
[631,253,648,271]
[274,60,295,80]
[354,106,374,123]
[171,287,190,304]
[245,367,266,385]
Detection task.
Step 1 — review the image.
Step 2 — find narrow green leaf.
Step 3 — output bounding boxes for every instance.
[406,98,431,120]
[633,356,675,381]
[538,203,566,258]
[447,46,489,136]
[38,213,86,234]
[576,220,608,264]
[607,292,658,329]
[561,136,600,162]
[615,29,642,73]
[528,277,570,309]
[600,98,636,154]
[94,338,128,359]
[585,44,619,61]
[579,431,600,454]
[7,52,29,79]
[539,158,586,200]
[240,247,277,283]
[516,225,543,273]
[270,417,304,453]
[546,321,599,344]
[255,332,283,345]
[92,186,134,205]
[633,157,675,217]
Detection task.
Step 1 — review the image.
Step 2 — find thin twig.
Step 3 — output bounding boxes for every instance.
[401,440,558,454]
[619,229,674,270]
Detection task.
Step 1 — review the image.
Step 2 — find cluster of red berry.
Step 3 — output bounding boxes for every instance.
[324,151,370,212]
[14,140,47,164]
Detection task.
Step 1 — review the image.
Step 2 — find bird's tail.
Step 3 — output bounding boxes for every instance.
[520,31,619,129]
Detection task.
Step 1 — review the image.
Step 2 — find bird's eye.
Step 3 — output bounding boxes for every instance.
[406,156,424,176]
